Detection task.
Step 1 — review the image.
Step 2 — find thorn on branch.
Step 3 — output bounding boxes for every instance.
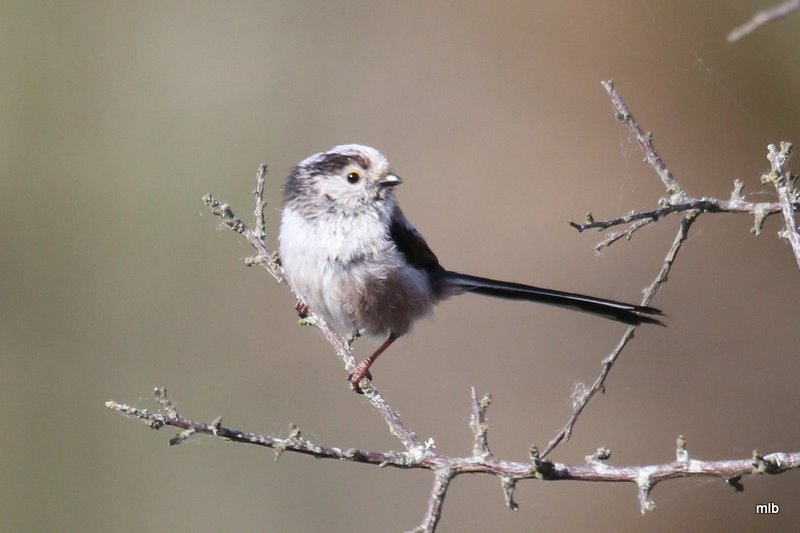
[675,435,689,463]
[752,449,783,475]
[763,143,800,270]
[637,478,656,514]
[750,206,767,236]
[528,445,555,479]
[585,447,611,464]
[274,442,286,461]
[726,475,745,492]
[731,179,745,202]
[762,142,793,184]
[469,387,492,458]
[500,476,519,511]
[154,387,177,418]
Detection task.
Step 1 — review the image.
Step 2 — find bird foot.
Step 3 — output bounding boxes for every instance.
[347,362,373,394]
[295,301,310,318]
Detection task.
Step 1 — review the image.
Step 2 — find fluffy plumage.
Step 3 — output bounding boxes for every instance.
[279,144,662,389]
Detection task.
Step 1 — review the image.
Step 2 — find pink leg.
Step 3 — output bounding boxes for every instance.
[348,333,399,392]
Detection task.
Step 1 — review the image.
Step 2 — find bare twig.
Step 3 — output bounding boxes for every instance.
[580,84,799,255]
[414,470,453,533]
[469,387,492,458]
[106,388,800,517]
[569,194,798,238]
[543,81,696,457]
[106,388,416,465]
[551,80,798,459]
[601,80,684,198]
[592,81,800,247]
[590,218,655,253]
[588,81,799,248]
[727,0,800,42]
[543,213,696,457]
[253,163,268,244]
[501,476,519,511]
[763,142,800,270]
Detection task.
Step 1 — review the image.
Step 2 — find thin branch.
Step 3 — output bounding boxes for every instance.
[590,218,655,253]
[202,192,280,281]
[106,389,415,466]
[727,0,800,42]
[569,194,797,236]
[500,476,519,511]
[106,389,800,511]
[543,81,696,457]
[469,387,492,458]
[414,470,453,533]
[542,213,696,458]
[763,142,800,270]
[583,81,800,247]
[253,163,268,244]
[601,80,684,198]
[553,81,798,459]
[583,84,799,255]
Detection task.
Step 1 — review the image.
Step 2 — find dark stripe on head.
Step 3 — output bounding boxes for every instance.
[283,147,373,208]
[283,165,308,204]
[306,151,371,176]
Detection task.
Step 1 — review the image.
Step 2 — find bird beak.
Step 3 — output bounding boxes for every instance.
[378,173,402,188]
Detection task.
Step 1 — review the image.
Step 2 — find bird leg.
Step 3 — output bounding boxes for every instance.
[348,333,399,393]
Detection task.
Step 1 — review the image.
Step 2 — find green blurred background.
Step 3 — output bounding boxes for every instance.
[2,1,800,531]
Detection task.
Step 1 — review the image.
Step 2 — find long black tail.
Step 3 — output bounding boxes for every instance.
[443,271,663,326]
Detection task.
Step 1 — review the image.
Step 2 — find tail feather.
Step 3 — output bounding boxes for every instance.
[443,271,663,326]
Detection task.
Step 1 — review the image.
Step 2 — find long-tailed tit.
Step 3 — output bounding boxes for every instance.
[279,144,662,391]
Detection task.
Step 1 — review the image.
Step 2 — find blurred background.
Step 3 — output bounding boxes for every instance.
[2,1,800,531]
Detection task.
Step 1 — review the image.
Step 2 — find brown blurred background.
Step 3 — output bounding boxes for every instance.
[2,1,800,531]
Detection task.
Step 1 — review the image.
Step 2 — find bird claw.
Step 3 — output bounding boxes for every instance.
[347,362,373,394]
[295,301,310,318]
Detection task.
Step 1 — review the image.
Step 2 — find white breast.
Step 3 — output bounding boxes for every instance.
[278,205,435,338]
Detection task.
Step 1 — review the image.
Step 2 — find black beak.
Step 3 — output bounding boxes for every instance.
[378,173,402,188]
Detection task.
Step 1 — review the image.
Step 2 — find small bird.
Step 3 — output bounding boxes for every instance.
[279,144,662,391]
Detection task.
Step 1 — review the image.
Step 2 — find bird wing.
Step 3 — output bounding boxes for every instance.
[388,205,444,273]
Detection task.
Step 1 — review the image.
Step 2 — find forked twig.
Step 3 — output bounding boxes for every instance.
[107,389,800,523]
[547,80,799,456]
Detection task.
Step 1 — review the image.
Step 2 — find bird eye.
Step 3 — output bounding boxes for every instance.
[346,171,361,184]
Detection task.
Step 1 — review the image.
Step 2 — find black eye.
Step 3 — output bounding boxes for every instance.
[346,171,361,184]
